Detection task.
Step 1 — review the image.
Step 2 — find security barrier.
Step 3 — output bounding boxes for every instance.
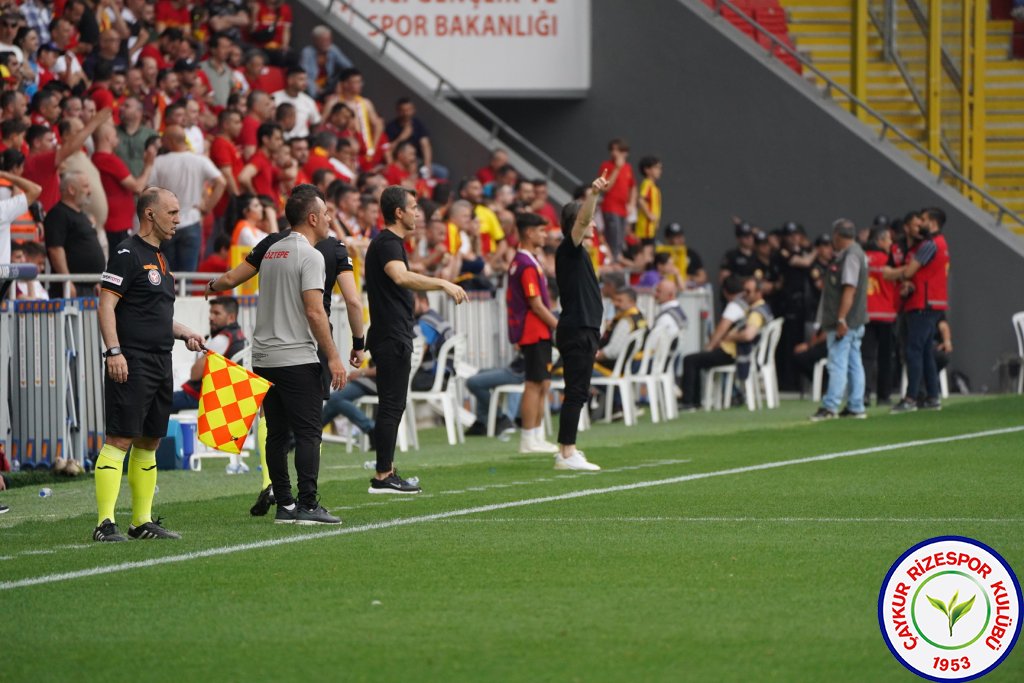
[1,282,714,470]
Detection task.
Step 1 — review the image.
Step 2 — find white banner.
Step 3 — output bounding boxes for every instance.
[336,0,590,97]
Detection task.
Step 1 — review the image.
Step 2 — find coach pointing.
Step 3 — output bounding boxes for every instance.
[365,187,467,494]
[554,172,610,471]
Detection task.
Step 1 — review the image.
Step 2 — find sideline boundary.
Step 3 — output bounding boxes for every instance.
[2,425,1021,592]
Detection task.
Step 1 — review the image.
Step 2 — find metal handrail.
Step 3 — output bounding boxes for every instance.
[710,0,1024,229]
[867,3,961,170]
[322,0,582,191]
[902,0,963,89]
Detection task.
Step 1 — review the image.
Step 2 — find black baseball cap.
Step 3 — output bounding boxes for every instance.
[664,222,684,238]
[735,221,753,237]
[781,221,801,235]
[754,229,769,244]
[814,233,832,247]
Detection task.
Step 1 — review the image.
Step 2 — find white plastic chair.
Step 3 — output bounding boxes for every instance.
[348,337,425,454]
[590,328,647,426]
[811,357,828,402]
[1013,312,1024,394]
[628,328,668,423]
[409,333,467,446]
[899,367,950,400]
[654,332,686,421]
[752,318,784,409]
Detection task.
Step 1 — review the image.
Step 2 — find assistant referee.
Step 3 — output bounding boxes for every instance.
[94,187,204,542]
[553,172,609,472]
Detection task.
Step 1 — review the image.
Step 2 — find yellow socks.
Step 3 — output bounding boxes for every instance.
[258,415,271,490]
[95,444,126,525]
[127,447,158,527]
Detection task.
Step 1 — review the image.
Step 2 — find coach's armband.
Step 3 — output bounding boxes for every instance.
[352,336,365,351]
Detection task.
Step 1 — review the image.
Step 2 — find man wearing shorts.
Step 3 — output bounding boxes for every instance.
[507,213,559,455]
[94,187,205,541]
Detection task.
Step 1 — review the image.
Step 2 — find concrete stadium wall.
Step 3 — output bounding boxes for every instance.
[294,0,1024,391]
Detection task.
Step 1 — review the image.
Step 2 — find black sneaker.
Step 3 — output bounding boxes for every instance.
[369,471,421,495]
[274,505,297,524]
[839,407,868,419]
[127,518,181,540]
[465,421,488,437]
[495,415,516,436]
[294,503,342,525]
[250,485,276,517]
[810,408,837,422]
[0,503,9,514]
[920,397,942,411]
[93,518,128,542]
[890,398,918,414]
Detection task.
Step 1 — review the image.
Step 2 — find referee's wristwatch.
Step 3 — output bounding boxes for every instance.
[103,346,122,358]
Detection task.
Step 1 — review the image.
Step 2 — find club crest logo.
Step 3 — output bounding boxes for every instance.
[148,269,162,286]
[879,536,1021,681]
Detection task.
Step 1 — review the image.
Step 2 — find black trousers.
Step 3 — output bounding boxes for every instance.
[371,337,412,474]
[255,363,323,507]
[862,321,895,403]
[681,348,734,407]
[556,326,600,446]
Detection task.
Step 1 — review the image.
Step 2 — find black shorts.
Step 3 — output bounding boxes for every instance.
[521,339,553,382]
[104,349,172,438]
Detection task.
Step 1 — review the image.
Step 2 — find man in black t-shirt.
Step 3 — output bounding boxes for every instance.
[44,171,106,298]
[93,187,205,542]
[553,172,610,472]
[363,186,466,494]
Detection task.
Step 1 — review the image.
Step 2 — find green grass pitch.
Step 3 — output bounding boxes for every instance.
[2,395,1022,682]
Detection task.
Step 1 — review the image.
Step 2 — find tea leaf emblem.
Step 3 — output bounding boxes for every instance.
[927,591,976,637]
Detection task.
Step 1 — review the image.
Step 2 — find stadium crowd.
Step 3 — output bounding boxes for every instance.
[0,0,953,438]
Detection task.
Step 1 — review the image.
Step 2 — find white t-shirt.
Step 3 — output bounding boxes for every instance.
[235,224,263,248]
[273,90,321,139]
[0,193,28,264]
[722,299,748,325]
[149,151,222,226]
[185,125,205,155]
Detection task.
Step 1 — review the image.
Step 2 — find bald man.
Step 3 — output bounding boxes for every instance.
[93,122,156,246]
[651,278,687,338]
[148,125,226,271]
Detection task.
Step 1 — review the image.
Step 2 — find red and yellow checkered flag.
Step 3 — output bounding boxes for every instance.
[197,352,272,454]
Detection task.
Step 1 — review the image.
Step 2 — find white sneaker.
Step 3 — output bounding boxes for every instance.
[554,450,600,471]
[519,432,559,454]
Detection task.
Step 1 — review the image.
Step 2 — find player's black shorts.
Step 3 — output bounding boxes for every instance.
[104,349,172,438]
[521,339,553,382]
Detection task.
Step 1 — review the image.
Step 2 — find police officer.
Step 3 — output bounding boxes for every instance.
[719,221,759,286]
[773,221,815,390]
[93,187,205,542]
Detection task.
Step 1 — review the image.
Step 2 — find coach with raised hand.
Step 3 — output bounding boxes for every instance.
[252,184,346,525]
[365,186,467,494]
[553,172,610,471]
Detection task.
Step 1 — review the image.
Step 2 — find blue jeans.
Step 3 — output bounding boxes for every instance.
[904,309,941,401]
[322,382,375,433]
[162,222,201,273]
[466,367,524,423]
[171,390,198,412]
[822,325,866,413]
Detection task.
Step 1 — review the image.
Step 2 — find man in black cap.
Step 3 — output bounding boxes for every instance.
[656,222,707,288]
[774,221,816,391]
[752,229,780,309]
[719,221,758,286]
[810,219,868,421]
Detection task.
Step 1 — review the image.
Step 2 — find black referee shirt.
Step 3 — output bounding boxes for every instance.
[246,231,354,316]
[100,235,176,353]
[364,228,415,350]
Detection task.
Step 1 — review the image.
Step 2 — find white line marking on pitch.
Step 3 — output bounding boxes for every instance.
[431,517,1024,524]
[1,426,1020,592]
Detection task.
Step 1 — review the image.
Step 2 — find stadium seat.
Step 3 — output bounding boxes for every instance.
[591,328,647,426]
[409,334,470,446]
[750,318,784,409]
[486,383,552,437]
[348,337,425,454]
[811,357,828,403]
[628,328,669,423]
[1014,312,1024,394]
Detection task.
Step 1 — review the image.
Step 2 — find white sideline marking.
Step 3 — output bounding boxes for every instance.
[432,517,1024,524]
[1,426,1021,592]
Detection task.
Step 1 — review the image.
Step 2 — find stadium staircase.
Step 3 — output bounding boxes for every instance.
[774,0,1024,235]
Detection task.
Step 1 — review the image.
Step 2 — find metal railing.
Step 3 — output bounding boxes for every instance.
[320,0,582,193]
[708,0,1023,231]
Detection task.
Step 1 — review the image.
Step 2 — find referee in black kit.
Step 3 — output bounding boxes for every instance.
[364,186,467,494]
[93,187,205,542]
[553,172,610,472]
